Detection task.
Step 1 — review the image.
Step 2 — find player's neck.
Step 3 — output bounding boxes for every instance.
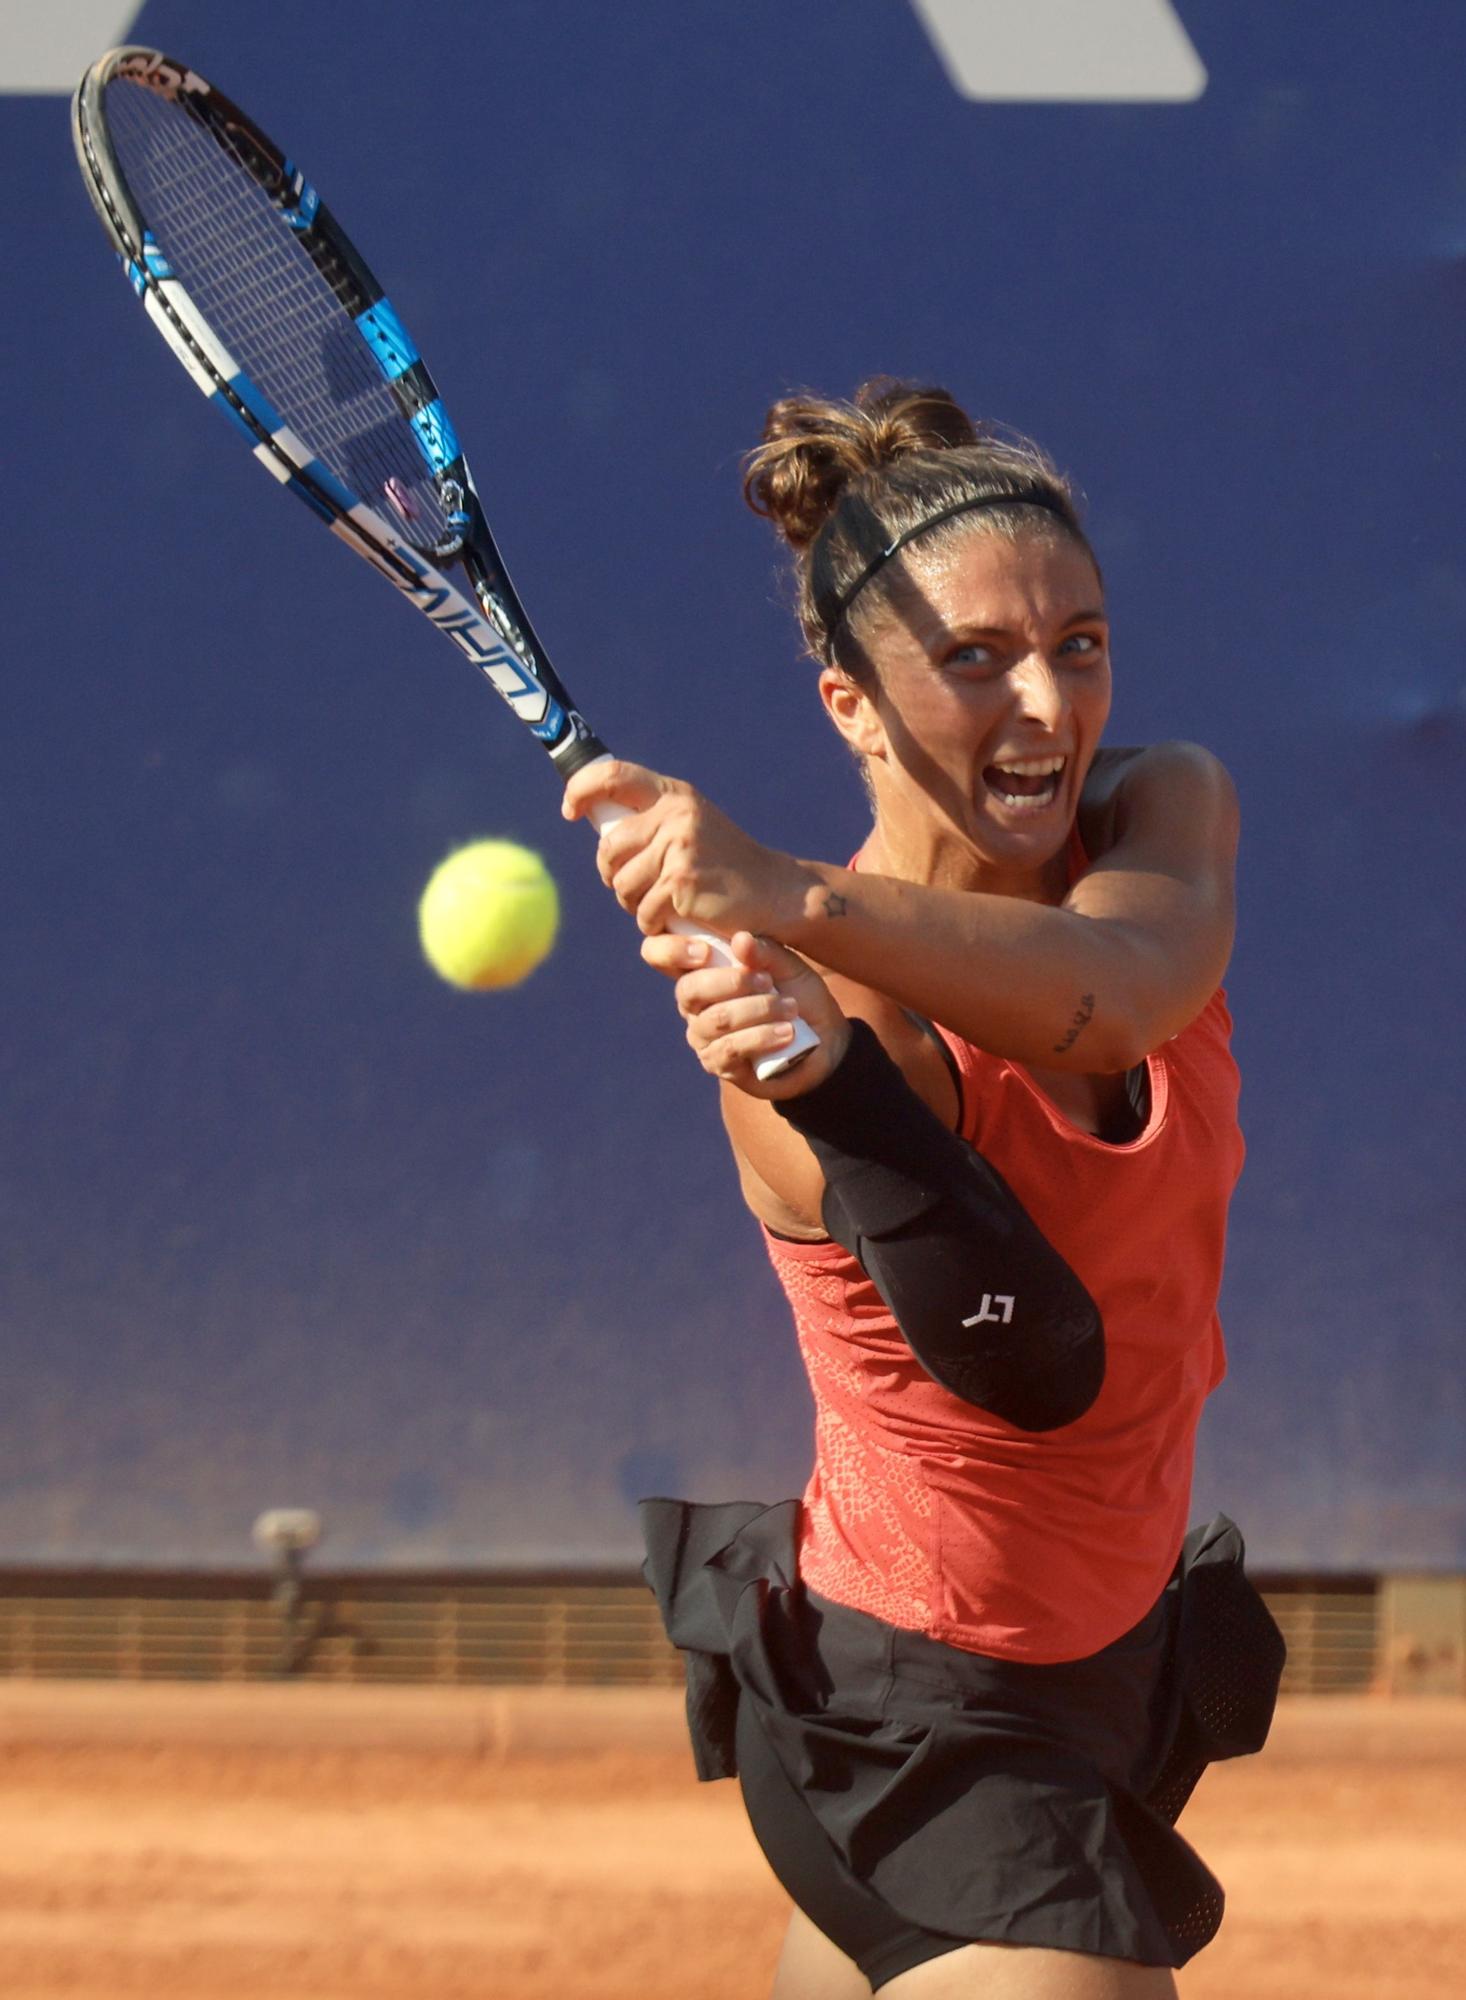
[860,816,1069,906]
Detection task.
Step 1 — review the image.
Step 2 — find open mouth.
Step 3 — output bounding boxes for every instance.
[983,755,1066,813]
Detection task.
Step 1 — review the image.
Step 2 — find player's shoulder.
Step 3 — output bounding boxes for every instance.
[1084,738,1234,803]
[1079,741,1237,855]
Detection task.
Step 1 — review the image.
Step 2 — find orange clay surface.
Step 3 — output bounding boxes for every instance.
[0,1683,1462,1999]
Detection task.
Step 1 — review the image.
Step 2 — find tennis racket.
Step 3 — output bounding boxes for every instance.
[71,46,817,1078]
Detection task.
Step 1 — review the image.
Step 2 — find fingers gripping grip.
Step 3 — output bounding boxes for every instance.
[585,796,820,1082]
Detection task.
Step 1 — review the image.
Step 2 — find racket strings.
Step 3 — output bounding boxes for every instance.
[105,79,451,549]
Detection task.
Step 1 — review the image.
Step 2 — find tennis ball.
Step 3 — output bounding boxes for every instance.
[417,839,560,991]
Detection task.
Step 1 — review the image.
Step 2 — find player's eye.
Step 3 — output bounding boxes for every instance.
[947,640,998,668]
[1059,631,1105,660]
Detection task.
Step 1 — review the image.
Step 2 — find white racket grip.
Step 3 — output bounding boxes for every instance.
[586,796,820,1081]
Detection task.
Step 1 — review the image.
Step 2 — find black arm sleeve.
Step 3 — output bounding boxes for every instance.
[773,1020,1104,1430]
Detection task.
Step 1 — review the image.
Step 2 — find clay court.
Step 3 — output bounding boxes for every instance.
[0,1683,1461,1999]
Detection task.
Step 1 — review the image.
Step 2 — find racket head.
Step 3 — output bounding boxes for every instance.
[72,45,467,560]
[72,46,607,774]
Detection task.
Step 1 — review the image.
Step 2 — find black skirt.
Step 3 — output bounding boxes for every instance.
[641,1499,1284,1982]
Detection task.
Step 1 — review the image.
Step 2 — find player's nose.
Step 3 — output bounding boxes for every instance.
[1008,651,1066,728]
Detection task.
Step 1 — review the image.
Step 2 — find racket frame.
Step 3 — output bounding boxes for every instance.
[72,45,607,778]
[71,44,818,1077]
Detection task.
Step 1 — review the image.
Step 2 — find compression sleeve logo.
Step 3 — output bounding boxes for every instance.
[912,0,1207,102]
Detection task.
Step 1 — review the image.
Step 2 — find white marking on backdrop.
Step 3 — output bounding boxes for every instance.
[2,3,1207,103]
[0,1,145,93]
[912,0,1207,102]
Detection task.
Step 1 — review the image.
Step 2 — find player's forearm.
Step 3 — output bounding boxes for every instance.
[782,862,1167,1072]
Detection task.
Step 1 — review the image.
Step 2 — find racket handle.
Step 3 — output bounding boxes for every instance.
[586,798,820,1081]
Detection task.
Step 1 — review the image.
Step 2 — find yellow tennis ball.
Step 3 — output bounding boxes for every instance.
[417,839,560,991]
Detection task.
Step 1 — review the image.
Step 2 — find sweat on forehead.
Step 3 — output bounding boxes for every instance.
[825,499,1095,674]
[742,380,1090,672]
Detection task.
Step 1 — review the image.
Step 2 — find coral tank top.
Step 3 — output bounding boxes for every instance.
[763,903,1244,1663]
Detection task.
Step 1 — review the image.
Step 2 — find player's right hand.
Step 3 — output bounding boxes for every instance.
[641,929,851,1100]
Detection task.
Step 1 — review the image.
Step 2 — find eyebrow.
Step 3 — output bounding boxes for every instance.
[933,606,1110,641]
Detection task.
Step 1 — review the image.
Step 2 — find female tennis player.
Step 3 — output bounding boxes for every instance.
[564,380,1284,1999]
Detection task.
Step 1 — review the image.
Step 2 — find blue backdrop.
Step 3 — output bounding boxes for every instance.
[3,0,1462,1569]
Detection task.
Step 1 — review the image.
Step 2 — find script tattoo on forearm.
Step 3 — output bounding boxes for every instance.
[1052,993,1095,1056]
[820,891,849,919]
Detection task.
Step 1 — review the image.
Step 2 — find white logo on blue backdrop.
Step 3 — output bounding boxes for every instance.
[913,0,1206,100]
[0,1,144,92]
[4,1,1206,103]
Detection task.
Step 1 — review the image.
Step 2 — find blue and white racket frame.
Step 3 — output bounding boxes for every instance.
[70,45,819,1076]
[71,45,605,778]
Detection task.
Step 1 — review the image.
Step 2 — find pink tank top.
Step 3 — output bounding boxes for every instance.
[764,889,1244,1664]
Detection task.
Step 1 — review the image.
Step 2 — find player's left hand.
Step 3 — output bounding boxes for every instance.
[642,928,852,1098]
[561,759,811,939]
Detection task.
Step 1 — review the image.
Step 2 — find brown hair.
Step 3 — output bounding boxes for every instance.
[743,378,1091,675]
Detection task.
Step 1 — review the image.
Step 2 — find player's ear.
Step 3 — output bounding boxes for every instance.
[819,665,886,761]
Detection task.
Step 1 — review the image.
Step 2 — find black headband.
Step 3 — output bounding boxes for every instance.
[814,490,1073,640]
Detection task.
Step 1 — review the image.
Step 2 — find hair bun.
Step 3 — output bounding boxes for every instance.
[744,378,980,550]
